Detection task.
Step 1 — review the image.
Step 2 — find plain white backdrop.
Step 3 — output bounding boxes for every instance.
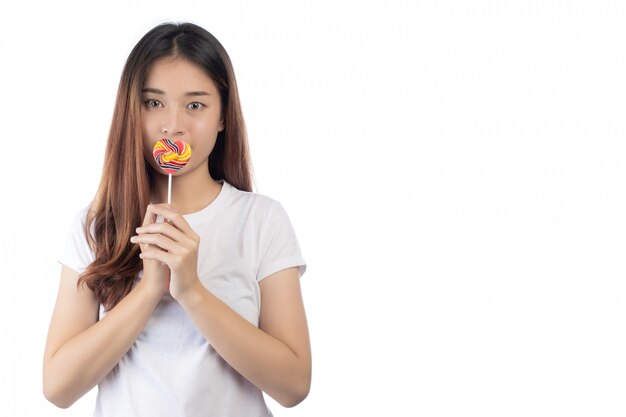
[1,0,625,416]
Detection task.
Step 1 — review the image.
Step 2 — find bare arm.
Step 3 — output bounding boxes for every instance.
[177,266,312,408]
[131,203,312,407]
[42,264,162,408]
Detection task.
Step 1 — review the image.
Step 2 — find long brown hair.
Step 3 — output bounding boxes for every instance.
[78,22,253,311]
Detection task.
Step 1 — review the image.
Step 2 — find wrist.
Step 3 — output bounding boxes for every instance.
[174,279,204,308]
[135,277,165,303]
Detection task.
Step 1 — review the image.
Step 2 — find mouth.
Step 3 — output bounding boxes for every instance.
[152,138,193,174]
[155,138,193,149]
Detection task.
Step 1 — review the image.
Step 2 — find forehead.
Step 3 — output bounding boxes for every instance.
[144,57,218,95]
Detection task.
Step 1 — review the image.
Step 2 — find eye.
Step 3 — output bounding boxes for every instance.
[188,102,204,110]
[144,99,162,109]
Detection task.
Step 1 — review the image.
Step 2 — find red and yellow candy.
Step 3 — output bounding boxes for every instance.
[152,138,192,174]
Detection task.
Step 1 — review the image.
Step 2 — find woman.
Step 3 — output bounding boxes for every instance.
[43,21,311,417]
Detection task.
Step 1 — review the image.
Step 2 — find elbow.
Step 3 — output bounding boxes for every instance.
[43,378,75,409]
[280,390,309,408]
[43,391,69,409]
[278,373,311,408]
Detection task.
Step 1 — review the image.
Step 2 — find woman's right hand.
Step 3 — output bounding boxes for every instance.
[132,204,171,298]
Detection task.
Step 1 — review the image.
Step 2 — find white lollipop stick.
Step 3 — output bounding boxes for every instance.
[168,173,172,206]
[153,138,191,207]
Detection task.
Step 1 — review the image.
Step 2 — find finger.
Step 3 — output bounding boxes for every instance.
[142,202,158,228]
[147,204,197,239]
[131,233,185,255]
[140,249,172,265]
[139,202,168,254]
[136,220,190,246]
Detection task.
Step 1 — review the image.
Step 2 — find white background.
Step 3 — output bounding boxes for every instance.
[1,0,625,416]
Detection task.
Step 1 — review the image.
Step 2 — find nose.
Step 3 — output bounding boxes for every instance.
[161,107,184,136]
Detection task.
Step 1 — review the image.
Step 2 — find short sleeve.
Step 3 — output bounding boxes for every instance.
[257,201,307,282]
[56,205,95,275]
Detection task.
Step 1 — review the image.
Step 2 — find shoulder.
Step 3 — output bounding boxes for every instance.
[226,182,284,217]
[66,202,98,253]
[222,182,298,236]
[67,202,94,234]
[58,202,97,274]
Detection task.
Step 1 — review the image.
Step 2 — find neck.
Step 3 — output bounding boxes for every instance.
[150,159,222,215]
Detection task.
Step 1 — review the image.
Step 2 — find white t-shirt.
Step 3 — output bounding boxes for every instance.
[57,179,307,417]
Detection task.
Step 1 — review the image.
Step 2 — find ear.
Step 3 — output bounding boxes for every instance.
[218,117,224,132]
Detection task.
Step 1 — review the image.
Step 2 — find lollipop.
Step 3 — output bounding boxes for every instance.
[152,138,192,205]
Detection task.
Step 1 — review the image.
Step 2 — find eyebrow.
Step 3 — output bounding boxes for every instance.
[142,87,211,97]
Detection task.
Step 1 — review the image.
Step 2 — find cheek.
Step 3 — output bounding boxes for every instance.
[141,113,157,134]
[141,116,161,148]
[190,112,222,133]
[140,122,156,162]
[142,144,156,168]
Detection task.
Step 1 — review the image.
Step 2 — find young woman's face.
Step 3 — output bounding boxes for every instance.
[140,57,224,176]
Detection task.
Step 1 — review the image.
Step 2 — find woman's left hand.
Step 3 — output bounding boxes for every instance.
[130,203,201,301]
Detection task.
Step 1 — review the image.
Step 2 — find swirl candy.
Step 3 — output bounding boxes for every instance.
[152,138,193,205]
[152,138,192,174]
